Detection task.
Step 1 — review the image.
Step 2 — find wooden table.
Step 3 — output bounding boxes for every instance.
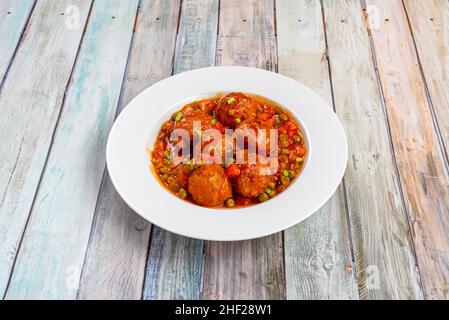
[0,0,448,300]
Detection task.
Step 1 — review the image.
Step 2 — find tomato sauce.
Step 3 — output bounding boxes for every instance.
[150,92,307,208]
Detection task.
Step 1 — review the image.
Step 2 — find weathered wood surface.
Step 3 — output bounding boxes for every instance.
[0,0,93,298]
[277,0,357,300]
[77,0,181,300]
[201,0,285,300]
[5,0,139,299]
[324,0,422,299]
[0,0,35,86]
[142,0,219,300]
[0,0,448,300]
[366,0,449,299]
[403,0,449,158]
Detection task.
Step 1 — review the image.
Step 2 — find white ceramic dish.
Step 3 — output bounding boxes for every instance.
[106,66,347,241]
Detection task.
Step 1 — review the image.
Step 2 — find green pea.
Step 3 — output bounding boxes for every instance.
[281,176,291,185]
[264,188,272,195]
[282,169,289,177]
[268,182,276,189]
[211,118,218,125]
[293,135,301,143]
[167,176,177,184]
[235,117,241,124]
[226,198,235,207]
[258,192,269,202]
[178,188,187,199]
[296,157,304,163]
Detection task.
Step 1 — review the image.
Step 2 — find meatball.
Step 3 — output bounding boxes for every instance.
[235,119,276,155]
[173,109,222,138]
[188,164,232,207]
[215,92,258,128]
[233,154,276,198]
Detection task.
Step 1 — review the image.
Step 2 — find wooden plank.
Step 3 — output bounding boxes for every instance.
[366,0,449,299]
[277,0,357,300]
[0,0,35,85]
[142,0,219,300]
[201,0,285,300]
[4,0,139,299]
[78,0,181,300]
[323,0,422,299]
[0,0,92,298]
[404,0,449,159]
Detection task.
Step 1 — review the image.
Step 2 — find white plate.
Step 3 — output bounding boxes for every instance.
[106,66,347,241]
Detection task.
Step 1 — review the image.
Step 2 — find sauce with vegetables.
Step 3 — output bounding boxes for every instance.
[150,92,307,208]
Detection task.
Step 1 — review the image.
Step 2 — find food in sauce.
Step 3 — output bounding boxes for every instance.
[215,92,258,128]
[187,164,233,207]
[150,92,307,208]
[232,152,276,199]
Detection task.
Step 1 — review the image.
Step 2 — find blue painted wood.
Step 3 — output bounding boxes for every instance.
[0,0,92,298]
[78,0,181,300]
[277,0,357,299]
[324,0,421,299]
[0,0,35,86]
[142,0,219,300]
[201,0,285,300]
[4,0,139,299]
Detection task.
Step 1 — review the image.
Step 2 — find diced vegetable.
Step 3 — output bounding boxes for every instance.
[235,117,241,124]
[178,188,187,199]
[225,164,241,178]
[225,198,235,207]
[281,176,290,185]
[256,112,270,121]
[227,97,236,104]
[279,134,289,147]
[211,118,217,125]
[174,112,183,121]
[297,146,307,156]
[258,192,269,202]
